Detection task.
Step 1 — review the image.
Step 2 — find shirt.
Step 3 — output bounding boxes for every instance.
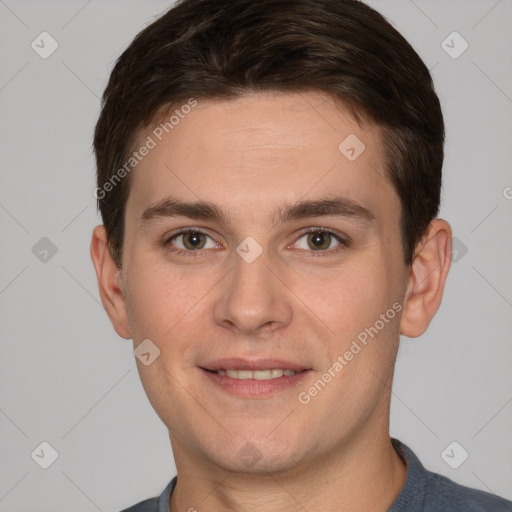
[120,438,512,511]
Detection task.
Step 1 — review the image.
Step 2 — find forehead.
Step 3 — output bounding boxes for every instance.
[126,90,396,224]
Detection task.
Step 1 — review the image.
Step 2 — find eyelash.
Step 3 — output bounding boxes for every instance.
[164,227,348,258]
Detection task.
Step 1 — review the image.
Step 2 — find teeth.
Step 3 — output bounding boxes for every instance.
[216,369,297,380]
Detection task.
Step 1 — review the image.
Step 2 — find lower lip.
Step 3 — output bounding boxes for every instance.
[199,368,311,398]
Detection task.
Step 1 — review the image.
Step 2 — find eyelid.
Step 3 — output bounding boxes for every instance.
[164,227,216,245]
[292,226,347,243]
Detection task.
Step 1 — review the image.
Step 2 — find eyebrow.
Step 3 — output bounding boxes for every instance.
[139,195,375,227]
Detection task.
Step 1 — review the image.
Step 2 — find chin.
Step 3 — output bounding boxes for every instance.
[202,430,310,475]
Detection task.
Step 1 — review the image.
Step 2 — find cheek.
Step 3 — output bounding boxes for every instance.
[307,263,401,420]
[315,257,402,394]
[319,259,391,338]
[124,257,206,342]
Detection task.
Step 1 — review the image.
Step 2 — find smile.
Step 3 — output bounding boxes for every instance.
[200,367,311,398]
[214,368,298,379]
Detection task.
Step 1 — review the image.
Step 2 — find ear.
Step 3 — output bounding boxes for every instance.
[90,225,131,339]
[400,219,452,338]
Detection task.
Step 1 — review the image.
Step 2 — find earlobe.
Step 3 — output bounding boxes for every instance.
[400,219,452,338]
[90,225,132,339]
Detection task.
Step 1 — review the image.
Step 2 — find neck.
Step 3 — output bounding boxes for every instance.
[169,428,407,512]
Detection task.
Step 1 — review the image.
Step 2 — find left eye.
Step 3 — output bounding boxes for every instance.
[293,230,344,251]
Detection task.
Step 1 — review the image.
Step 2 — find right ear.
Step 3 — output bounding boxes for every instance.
[90,225,131,339]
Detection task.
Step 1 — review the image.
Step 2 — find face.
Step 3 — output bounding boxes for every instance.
[118,91,409,473]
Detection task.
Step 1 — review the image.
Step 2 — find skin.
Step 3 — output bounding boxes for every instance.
[91,90,452,511]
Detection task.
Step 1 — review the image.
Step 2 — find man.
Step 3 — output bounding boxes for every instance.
[90,0,512,510]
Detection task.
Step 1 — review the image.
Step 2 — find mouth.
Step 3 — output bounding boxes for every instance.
[199,358,312,398]
[202,368,307,380]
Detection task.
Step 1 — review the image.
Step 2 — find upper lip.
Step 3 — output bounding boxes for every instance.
[201,358,311,372]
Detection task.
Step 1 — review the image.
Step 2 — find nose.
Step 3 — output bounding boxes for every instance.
[213,245,293,336]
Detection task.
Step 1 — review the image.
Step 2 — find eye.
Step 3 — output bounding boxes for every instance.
[165,229,218,255]
[292,229,347,253]
[164,227,348,257]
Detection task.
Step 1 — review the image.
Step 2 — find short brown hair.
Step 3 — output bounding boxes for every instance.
[94,0,444,268]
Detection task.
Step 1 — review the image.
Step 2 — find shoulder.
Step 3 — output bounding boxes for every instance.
[120,497,159,512]
[424,470,512,511]
[119,476,177,512]
[391,439,512,512]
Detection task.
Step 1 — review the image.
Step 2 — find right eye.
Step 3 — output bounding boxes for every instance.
[164,229,220,255]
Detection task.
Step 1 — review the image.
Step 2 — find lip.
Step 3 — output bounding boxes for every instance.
[201,357,310,372]
[200,367,312,398]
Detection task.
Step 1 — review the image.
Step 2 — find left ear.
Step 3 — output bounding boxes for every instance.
[400,219,452,338]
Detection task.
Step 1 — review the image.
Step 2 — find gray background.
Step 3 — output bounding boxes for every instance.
[0,0,511,510]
